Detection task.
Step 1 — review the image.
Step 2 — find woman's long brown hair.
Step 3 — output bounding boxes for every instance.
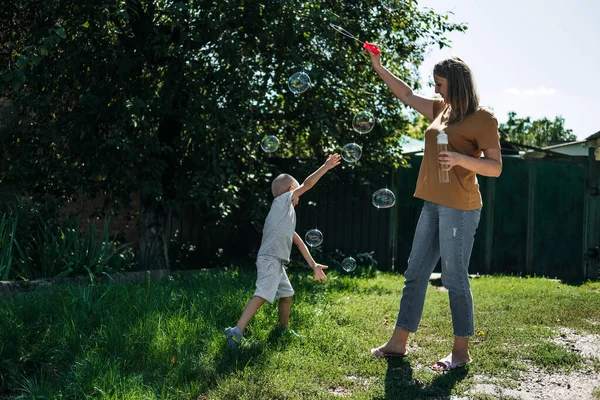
[433,56,479,124]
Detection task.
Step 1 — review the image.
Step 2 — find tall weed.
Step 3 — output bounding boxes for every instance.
[14,216,129,281]
[65,218,130,280]
[0,214,17,280]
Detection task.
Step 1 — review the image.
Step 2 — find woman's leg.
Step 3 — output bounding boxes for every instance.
[434,206,481,367]
[372,202,441,355]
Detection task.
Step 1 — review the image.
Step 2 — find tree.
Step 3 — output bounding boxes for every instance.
[0,0,465,269]
[404,110,431,140]
[500,111,576,148]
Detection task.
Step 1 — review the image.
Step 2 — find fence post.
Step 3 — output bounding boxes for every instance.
[526,163,536,275]
[389,167,399,271]
[483,178,496,274]
[583,146,600,280]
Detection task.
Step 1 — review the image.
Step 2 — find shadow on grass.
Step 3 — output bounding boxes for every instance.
[212,326,296,378]
[1,266,392,398]
[291,271,395,297]
[382,357,468,399]
[0,267,294,397]
[559,278,592,287]
[429,277,444,287]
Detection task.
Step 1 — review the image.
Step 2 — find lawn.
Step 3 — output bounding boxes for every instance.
[0,267,599,399]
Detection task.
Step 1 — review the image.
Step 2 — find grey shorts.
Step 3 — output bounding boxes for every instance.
[254,255,294,303]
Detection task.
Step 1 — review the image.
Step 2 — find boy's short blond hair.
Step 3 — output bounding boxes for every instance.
[271,173,299,197]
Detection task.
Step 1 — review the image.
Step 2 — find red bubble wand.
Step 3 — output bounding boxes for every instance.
[329,23,381,55]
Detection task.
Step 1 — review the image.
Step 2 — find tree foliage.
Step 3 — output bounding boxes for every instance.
[500,111,576,148]
[0,0,465,268]
[404,110,431,139]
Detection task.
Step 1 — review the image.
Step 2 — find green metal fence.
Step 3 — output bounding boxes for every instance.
[170,149,600,281]
[471,156,585,280]
[584,146,600,280]
[3,147,597,280]
[292,154,593,281]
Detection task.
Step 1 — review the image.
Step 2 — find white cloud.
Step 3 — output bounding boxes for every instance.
[504,86,558,97]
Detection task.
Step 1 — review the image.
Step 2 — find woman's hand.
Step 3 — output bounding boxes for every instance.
[441,148,503,177]
[365,47,382,69]
[438,151,463,171]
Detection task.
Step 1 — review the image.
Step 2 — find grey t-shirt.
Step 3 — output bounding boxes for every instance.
[257,191,296,263]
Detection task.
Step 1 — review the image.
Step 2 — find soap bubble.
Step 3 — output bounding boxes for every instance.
[372,188,396,208]
[352,111,375,134]
[342,257,357,272]
[382,0,404,11]
[305,229,323,247]
[341,142,362,163]
[261,135,279,153]
[288,72,311,95]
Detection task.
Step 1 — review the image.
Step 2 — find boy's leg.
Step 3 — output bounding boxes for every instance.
[226,256,279,350]
[278,296,292,328]
[226,296,267,350]
[237,296,267,332]
[275,262,295,329]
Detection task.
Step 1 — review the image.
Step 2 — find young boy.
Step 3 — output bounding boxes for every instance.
[225,153,342,349]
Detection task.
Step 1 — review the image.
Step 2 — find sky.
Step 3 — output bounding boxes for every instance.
[412,0,599,140]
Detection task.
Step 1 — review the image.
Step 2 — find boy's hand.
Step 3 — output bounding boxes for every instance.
[312,264,328,282]
[324,153,342,170]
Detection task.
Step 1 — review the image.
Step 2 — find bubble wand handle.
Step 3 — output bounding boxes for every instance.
[363,42,380,55]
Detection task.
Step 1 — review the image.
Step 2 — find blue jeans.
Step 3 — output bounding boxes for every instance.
[396,201,481,337]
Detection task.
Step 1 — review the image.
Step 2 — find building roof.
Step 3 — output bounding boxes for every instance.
[586,130,600,141]
[398,136,424,154]
[543,140,586,150]
[398,132,522,156]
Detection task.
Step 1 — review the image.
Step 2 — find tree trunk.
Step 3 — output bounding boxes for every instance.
[137,195,169,270]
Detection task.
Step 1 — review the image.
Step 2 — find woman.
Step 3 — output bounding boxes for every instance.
[366,51,502,371]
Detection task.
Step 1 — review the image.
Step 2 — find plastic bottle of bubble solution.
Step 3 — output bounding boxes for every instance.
[437,130,451,183]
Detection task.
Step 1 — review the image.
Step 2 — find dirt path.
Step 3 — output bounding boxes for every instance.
[470,328,600,399]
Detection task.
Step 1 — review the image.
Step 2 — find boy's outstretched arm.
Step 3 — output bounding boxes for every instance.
[292,232,328,282]
[292,153,341,203]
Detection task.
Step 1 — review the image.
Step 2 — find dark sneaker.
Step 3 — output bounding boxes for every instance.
[225,326,243,350]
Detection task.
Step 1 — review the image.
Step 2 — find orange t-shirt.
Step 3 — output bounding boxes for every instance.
[414,99,501,210]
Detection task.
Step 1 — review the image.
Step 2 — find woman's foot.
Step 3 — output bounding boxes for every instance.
[370,343,408,358]
[431,352,472,371]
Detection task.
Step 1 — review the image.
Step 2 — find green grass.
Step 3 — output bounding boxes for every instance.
[0,269,599,399]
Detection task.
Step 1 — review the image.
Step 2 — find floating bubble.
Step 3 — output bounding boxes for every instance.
[305,229,323,247]
[342,257,357,272]
[382,0,405,12]
[260,135,279,153]
[341,142,362,163]
[288,71,311,95]
[352,111,375,134]
[372,188,396,208]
